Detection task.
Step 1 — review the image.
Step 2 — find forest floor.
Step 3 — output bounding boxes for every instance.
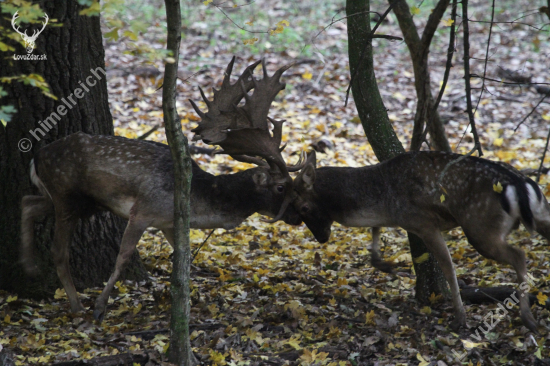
[2,0,550,365]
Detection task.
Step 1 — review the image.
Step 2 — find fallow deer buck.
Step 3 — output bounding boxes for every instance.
[292,151,550,333]
[21,57,304,321]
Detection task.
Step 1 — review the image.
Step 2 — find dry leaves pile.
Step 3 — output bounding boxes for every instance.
[1,0,550,365]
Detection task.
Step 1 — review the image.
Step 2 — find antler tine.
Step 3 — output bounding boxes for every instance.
[198,87,213,109]
[230,154,269,167]
[262,58,269,78]
[268,117,285,149]
[188,99,206,119]
[221,56,237,88]
[287,150,307,172]
[273,63,293,80]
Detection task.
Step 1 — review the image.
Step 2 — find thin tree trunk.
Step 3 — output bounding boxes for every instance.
[0,1,146,300]
[390,0,451,152]
[163,0,194,364]
[346,0,449,303]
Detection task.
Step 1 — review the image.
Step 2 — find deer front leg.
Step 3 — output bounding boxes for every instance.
[51,214,84,313]
[93,217,149,322]
[417,229,467,331]
[370,227,394,273]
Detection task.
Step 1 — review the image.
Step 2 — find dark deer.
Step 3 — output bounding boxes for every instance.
[21,57,304,321]
[292,150,550,333]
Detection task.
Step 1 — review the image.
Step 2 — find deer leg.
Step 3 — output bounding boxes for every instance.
[161,228,175,247]
[370,227,393,273]
[533,203,550,242]
[20,195,54,276]
[93,216,150,322]
[417,229,466,330]
[51,211,83,313]
[464,230,538,333]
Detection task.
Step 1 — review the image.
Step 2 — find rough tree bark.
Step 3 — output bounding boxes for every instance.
[0,1,145,300]
[162,0,194,364]
[346,0,449,303]
[389,0,451,152]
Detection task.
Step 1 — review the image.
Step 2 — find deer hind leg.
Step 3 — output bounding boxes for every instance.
[93,214,150,322]
[370,227,393,273]
[416,229,466,330]
[533,200,550,242]
[20,195,54,275]
[464,229,538,333]
[51,208,83,313]
[161,228,175,247]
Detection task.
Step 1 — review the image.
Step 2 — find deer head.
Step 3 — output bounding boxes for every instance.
[190,57,306,222]
[12,11,48,53]
[292,150,333,242]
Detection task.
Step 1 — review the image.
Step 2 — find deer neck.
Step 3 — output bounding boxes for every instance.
[190,168,263,229]
[313,165,392,228]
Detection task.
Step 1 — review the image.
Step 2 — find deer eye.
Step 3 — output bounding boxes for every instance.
[276,184,284,193]
[301,204,310,213]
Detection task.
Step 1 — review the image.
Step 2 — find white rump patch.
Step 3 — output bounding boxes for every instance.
[526,182,548,222]
[504,185,519,218]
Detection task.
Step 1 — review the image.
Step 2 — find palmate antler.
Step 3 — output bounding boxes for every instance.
[190,57,306,221]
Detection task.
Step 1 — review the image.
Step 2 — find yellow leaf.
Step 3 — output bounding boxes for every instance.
[441,18,455,26]
[365,310,376,325]
[493,181,503,193]
[209,349,226,364]
[54,288,67,299]
[337,277,348,286]
[203,0,213,5]
[277,20,290,26]
[417,353,430,366]
[245,19,254,26]
[3,315,10,324]
[253,273,259,282]
[302,71,313,80]
[411,6,421,15]
[287,334,302,350]
[440,194,445,203]
[537,292,548,305]
[6,296,17,303]
[243,37,259,45]
[329,298,336,306]
[420,306,431,315]
[461,339,488,349]
[493,138,503,146]
[413,252,430,264]
[542,114,550,121]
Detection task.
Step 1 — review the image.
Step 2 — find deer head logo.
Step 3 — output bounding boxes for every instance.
[11,11,49,54]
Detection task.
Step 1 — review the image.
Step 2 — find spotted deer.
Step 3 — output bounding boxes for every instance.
[291,150,550,333]
[21,57,304,321]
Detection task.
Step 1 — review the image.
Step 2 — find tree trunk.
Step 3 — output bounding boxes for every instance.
[346,0,449,303]
[0,1,146,300]
[163,0,194,364]
[390,0,451,152]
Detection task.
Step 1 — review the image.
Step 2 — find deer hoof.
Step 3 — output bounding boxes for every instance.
[450,315,467,331]
[93,308,106,323]
[371,259,394,274]
[520,312,539,335]
[70,303,86,314]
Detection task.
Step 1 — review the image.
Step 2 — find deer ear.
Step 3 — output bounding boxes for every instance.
[253,171,270,187]
[301,164,316,191]
[305,150,317,168]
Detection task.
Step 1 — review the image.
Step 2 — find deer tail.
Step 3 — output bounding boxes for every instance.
[20,159,54,276]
